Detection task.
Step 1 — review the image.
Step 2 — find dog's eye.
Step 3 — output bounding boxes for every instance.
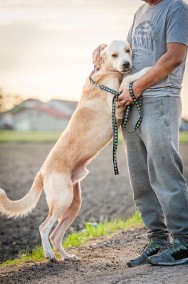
[112,53,118,58]
[126,49,130,53]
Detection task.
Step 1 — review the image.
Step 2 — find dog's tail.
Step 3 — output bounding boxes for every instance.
[0,172,43,218]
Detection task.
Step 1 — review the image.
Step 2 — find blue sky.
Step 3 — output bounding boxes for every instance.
[0,0,187,117]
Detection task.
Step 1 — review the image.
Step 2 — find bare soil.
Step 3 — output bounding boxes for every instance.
[0,143,134,263]
[0,143,188,284]
[1,228,188,284]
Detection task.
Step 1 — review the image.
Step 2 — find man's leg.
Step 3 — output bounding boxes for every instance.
[142,96,188,243]
[122,127,169,241]
[140,96,188,265]
[122,106,169,266]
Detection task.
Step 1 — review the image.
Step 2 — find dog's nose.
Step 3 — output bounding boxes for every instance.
[123,61,130,69]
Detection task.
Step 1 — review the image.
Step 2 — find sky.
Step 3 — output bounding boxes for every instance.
[0,0,188,118]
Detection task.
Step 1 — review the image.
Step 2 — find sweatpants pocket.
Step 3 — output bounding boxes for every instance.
[159,98,170,127]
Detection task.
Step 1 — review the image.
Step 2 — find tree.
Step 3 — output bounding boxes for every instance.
[0,90,23,112]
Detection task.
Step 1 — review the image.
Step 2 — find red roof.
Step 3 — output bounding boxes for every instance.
[35,105,70,119]
[13,104,71,120]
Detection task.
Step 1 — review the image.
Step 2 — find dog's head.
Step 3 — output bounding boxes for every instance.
[101,40,132,73]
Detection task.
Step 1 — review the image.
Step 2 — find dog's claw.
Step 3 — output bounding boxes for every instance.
[49,257,58,263]
[45,252,57,262]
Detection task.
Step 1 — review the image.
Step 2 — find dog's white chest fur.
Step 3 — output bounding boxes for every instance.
[107,93,113,112]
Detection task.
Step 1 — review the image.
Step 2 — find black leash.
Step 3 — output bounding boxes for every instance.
[89,74,142,175]
[112,82,142,175]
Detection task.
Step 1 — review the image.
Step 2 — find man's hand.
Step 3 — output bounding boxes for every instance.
[116,81,142,108]
[92,44,107,70]
[116,87,133,108]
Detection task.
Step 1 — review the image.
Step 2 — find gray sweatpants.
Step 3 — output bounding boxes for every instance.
[122,96,188,243]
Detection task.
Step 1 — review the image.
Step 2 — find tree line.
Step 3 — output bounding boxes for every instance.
[0,90,23,112]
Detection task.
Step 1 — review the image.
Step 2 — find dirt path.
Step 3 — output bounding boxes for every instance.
[1,228,188,284]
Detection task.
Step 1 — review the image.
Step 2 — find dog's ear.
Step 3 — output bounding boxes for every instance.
[92,44,107,69]
[99,45,107,64]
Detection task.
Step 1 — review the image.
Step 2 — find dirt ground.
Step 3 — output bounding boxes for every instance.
[0,143,188,283]
[1,228,188,284]
[0,142,135,263]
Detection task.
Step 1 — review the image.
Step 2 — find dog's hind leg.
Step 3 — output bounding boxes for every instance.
[39,173,73,261]
[50,181,82,261]
[39,212,58,261]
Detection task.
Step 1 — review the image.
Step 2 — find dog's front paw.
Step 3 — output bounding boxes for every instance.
[116,111,124,119]
[116,106,126,119]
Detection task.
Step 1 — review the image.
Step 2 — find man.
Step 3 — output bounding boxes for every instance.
[93,0,188,266]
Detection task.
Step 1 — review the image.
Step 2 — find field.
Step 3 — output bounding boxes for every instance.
[0,136,188,283]
[180,131,188,144]
[0,130,188,143]
[0,130,61,143]
[0,139,188,265]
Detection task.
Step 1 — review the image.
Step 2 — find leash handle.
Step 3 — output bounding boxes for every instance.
[89,72,142,175]
[122,81,142,133]
[112,81,142,175]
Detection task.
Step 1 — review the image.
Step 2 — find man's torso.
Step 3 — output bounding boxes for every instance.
[127,0,188,97]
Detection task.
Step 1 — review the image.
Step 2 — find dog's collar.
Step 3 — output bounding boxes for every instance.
[89,69,121,97]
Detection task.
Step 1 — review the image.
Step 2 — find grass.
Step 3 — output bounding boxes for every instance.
[64,210,142,248]
[0,130,61,143]
[0,211,143,267]
[180,131,188,144]
[118,130,188,144]
[0,130,188,144]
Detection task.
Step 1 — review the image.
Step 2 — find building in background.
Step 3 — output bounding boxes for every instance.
[0,98,187,131]
[0,99,78,131]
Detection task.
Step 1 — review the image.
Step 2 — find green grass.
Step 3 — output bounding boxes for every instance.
[118,130,188,144]
[0,130,61,143]
[0,211,143,267]
[180,131,188,144]
[1,130,187,144]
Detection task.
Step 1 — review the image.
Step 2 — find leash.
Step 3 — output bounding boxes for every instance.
[89,73,142,175]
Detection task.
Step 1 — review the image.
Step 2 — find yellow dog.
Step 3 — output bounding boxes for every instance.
[0,40,150,261]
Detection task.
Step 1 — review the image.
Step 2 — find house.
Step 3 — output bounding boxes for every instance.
[46,99,78,116]
[1,98,187,132]
[0,99,78,131]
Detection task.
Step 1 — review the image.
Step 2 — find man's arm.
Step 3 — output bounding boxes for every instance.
[117,43,187,107]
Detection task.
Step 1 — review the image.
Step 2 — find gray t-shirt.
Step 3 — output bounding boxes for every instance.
[127,0,188,97]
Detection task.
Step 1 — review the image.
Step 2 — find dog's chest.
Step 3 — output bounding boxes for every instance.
[107,93,113,113]
[102,80,120,114]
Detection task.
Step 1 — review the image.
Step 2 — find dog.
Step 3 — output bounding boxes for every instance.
[0,40,150,262]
